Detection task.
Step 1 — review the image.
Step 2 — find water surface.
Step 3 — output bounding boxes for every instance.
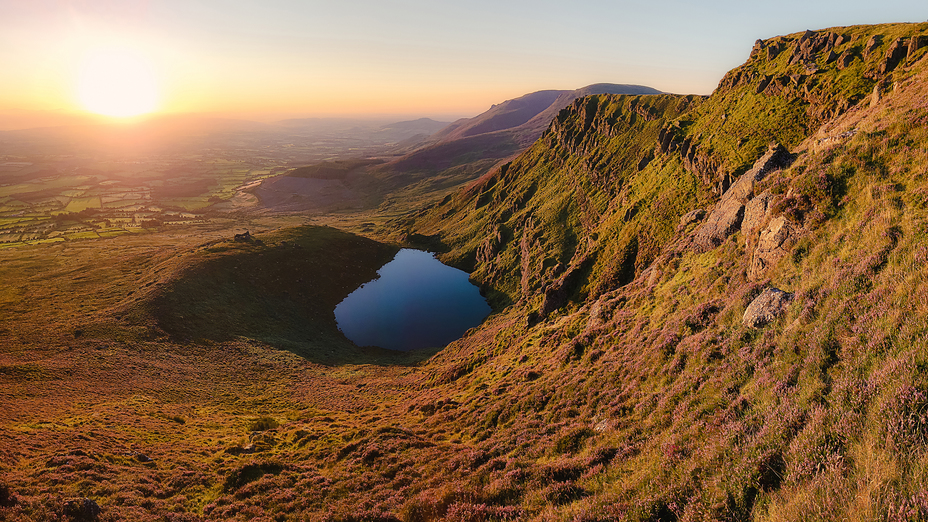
[334,249,491,351]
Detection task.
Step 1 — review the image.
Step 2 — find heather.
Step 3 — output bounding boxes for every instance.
[3,22,928,521]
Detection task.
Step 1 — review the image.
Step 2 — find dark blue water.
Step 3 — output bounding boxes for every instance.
[334,249,491,351]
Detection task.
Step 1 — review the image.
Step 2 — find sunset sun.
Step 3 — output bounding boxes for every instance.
[77,47,159,118]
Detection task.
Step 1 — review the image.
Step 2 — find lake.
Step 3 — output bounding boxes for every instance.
[334,249,491,351]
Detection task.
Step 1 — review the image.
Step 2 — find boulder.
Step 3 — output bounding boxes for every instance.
[677,209,706,231]
[909,35,927,60]
[749,216,795,280]
[836,49,856,70]
[62,498,101,521]
[742,191,779,246]
[879,38,909,74]
[864,35,882,57]
[693,143,790,251]
[743,287,794,328]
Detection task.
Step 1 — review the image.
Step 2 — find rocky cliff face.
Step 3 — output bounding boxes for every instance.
[387,22,928,520]
[405,23,928,316]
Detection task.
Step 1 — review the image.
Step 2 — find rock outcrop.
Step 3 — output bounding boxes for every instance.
[677,209,706,232]
[743,287,794,328]
[693,144,791,251]
[742,191,779,246]
[749,216,796,280]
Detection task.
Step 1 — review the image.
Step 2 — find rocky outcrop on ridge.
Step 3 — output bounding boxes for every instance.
[692,143,792,251]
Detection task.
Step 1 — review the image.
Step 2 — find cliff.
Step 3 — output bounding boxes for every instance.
[385,21,928,520]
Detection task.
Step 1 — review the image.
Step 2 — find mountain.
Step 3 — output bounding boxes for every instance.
[391,21,928,519]
[378,117,449,136]
[5,22,928,522]
[385,84,661,174]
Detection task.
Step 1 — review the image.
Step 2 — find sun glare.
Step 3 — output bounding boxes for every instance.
[77,47,159,118]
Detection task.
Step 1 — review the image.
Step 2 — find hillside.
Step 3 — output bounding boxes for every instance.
[3,22,928,522]
[387,84,661,175]
[393,21,928,520]
[263,85,661,215]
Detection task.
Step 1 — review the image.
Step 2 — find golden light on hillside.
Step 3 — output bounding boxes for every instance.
[77,47,159,118]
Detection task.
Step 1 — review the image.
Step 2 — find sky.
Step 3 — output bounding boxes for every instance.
[0,0,926,126]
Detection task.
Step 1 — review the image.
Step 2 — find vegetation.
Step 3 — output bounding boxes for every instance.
[2,22,928,522]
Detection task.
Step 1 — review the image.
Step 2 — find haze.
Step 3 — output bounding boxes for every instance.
[0,0,926,129]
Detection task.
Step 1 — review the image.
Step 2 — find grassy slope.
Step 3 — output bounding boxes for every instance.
[384,22,928,521]
[400,94,711,310]
[3,22,928,522]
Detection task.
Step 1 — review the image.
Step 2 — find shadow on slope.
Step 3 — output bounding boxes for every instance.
[148,226,438,366]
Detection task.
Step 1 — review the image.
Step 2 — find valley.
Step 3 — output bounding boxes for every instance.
[3,21,928,522]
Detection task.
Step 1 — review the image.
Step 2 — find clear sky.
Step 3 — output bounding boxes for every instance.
[0,0,926,124]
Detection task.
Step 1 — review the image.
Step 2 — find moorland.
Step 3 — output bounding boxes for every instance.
[3,21,928,522]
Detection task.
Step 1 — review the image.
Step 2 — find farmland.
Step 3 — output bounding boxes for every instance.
[0,116,444,248]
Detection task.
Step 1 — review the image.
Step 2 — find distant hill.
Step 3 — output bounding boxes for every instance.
[271,84,662,212]
[384,83,661,174]
[378,117,449,135]
[430,90,566,143]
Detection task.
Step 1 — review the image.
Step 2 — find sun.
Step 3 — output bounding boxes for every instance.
[77,47,159,118]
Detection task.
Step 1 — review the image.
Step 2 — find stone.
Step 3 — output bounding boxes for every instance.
[909,35,927,60]
[836,49,856,69]
[743,287,794,328]
[755,75,773,94]
[63,498,101,521]
[749,216,795,280]
[766,43,781,61]
[871,84,881,108]
[864,35,882,57]
[742,191,778,246]
[692,144,790,251]
[677,209,706,231]
[879,38,910,74]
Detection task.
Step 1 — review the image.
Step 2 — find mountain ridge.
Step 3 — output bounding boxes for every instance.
[384,83,661,174]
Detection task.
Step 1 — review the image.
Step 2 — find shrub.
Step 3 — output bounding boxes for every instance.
[248,416,279,432]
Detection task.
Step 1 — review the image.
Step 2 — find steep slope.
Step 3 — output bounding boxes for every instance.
[376,21,928,521]
[385,84,661,175]
[404,23,928,313]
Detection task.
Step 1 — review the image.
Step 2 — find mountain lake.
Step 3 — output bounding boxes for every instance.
[334,249,491,351]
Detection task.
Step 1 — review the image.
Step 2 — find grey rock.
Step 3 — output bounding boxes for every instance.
[909,35,926,60]
[693,143,790,251]
[677,209,706,231]
[63,498,101,521]
[743,287,794,328]
[836,49,856,69]
[879,37,909,74]
[864,35,882,57]
[749,216,795,280]
[742,191,779,246]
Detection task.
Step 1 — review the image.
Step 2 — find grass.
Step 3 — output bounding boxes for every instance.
[3,21,928,522]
